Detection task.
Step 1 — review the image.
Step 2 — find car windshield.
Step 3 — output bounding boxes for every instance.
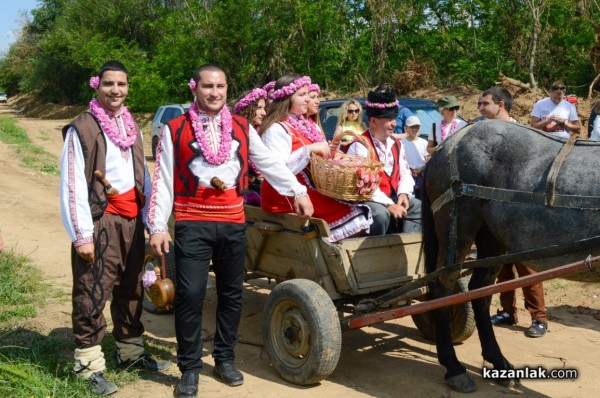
[319,98,454,142]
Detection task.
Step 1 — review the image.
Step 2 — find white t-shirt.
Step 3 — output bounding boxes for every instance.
[530,97,578,139]
[401,137,428,170]
[590,114,600,141]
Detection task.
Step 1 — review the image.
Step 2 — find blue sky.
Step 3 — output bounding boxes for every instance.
[0,0,40,54]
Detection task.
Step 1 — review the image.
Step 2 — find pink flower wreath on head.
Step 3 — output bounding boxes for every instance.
[233,88,267,114]
[308,83,320,94]
[263,80,276,92]
[269,76,311,101]
[89,76,100,89]
[364,99,399,109]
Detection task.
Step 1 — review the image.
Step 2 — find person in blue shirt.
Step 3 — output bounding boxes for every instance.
[393,105,414,136]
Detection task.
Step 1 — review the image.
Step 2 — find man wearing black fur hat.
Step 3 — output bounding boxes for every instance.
[346,84,421,235]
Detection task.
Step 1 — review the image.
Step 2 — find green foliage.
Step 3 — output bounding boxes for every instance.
[0,0,599,106]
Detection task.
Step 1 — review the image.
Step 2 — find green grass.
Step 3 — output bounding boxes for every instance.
[0,250,47,323]
[0,250,173,397]
[0,116,60,175]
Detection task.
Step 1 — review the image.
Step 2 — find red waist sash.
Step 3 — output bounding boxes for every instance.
[105,187,140,218]
[174,187,245,223]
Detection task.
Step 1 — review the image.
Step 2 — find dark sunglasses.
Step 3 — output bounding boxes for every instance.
[447,106,460,111]
[347,109,359,114]
[551,85,566,91]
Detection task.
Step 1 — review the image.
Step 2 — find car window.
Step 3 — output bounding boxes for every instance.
[161,107,182,123]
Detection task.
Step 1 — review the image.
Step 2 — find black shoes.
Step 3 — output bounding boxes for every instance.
[175,372,199,398]
[115,352,171,371]
[490,311,517,326]
[525,319,547,337]
[88,371,118,396]
[213,361,244,386]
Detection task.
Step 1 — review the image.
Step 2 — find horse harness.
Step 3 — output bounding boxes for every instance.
[430,124,600,215]
[430,124,600,266]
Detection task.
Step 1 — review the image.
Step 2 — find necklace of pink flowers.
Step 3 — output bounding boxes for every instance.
[88,98,137,150]
[284,113,324,143]
[440,119,458,141]
[188,101,233,165]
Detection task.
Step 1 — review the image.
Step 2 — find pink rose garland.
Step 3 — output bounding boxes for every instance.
[233,88,267,114]
[269,76,311,101]
[188,102,233,165]
[88,98,138,150]
[364,99,399,109]
[285,114,324,143]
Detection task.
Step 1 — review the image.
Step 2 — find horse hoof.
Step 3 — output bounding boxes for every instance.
[447,373,477,393]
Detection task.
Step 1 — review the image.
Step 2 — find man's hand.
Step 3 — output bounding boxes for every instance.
[397,193,410,210]
[149,233,170,256]
[387,203,407,220]
[294,195,314,219]
[75,242,95,264]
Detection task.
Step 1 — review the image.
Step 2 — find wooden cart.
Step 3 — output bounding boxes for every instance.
[244,205,474,385]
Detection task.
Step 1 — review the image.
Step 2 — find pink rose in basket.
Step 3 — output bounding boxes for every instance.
[359,187,369,195]
[356,179,364,188]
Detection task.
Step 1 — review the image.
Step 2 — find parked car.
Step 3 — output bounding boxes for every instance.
[319,97,458,141]
[151,103,190,159]
[0,92,7,104]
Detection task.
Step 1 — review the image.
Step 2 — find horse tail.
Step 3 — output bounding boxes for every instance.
[421,164,438,274]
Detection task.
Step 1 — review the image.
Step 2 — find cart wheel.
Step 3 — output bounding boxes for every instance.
[143,241,176,314]
[411,275,475,344]
[263,279,341,385]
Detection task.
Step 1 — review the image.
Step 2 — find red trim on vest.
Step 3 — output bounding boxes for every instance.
[104,188,140,218]
[167,112,249,223]
[174,187,245,223]
[359,131,401,197]
[168,113,249,198]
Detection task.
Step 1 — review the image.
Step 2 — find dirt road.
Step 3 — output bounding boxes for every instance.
[1,104,599,398]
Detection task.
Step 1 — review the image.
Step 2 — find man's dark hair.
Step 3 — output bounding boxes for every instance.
[97,60,129,80]
[482,86,513,112]
[192,64,226,84]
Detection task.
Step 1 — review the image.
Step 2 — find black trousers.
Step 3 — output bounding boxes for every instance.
[174,221,246,373]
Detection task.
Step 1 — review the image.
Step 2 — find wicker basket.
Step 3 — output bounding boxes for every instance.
[310,131,383,202]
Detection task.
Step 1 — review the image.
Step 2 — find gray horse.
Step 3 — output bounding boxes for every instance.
[422,119,600,392]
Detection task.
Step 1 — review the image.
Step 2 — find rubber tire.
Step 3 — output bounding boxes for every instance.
[411,275,475,344]
[143,240,176,314]
[151,135,158,160]
[263,279,342,385]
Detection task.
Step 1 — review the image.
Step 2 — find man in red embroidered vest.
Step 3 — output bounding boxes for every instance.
[60,61,168,396]
[147,64,313,398]
[346,85,421,235]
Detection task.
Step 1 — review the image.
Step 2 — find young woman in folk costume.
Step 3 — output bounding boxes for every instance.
[259,74,373,242]
[305,83,324,133]
[233,88,268,206]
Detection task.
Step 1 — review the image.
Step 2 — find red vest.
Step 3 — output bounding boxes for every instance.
[347,131,401,197]
[167,113,250,223]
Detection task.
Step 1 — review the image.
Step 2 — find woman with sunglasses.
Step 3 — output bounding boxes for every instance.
[530,81,581,139]
[426,95,467,155]
[334,99,368,146]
